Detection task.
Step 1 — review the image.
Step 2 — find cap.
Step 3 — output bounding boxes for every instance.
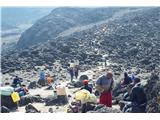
[83,79,89,85]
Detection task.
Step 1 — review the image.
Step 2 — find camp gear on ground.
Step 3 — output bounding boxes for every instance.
[1,95,18,109]
[88,94,97,103]
[75,89,97,104]
[0,86,14,96]
[11,92,20,102]
[75,89,90,104]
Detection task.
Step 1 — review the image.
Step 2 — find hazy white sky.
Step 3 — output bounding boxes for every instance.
[0,0,159,6]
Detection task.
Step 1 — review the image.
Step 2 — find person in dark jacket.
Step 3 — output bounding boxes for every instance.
[74,65,79,79]
[12,76,22,88]
[81,80,92,93]
[69,67,74,82]
[122,78,147,113]
[81,79,92,113]
[121,72,132,87]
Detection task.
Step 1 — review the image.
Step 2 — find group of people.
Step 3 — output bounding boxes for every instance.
[119,72,147,113]
[1,76,29,112]
[37,69,54,87]
[1,63,148,113]
[78,70,147,113]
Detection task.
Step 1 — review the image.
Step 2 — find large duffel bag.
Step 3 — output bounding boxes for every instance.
[1,95,18,110]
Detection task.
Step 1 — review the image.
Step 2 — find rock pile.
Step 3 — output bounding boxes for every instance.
[87,104,122,113]
[144,72,160,113]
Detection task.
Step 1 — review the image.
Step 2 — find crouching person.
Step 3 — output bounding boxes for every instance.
[121,78,147,113]
[56,83,68,105]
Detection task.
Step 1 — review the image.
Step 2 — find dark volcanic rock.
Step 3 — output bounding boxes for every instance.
[144,72,160,113]
[17,7,125,48]
[25,103,40,113]
[87,104,122,113]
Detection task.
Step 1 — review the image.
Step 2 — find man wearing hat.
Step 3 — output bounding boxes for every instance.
[81,79,92,93]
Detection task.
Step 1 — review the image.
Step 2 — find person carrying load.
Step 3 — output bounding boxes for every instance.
[96,70,114,107]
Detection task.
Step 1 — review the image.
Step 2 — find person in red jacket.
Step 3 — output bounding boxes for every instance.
[96,71,114,107]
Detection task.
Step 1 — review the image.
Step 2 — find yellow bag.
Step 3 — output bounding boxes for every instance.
[75,89,90,104]
[88,94,97,103]
[11,92,20,103]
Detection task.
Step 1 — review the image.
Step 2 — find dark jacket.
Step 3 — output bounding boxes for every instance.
[130,83,147,105]
[12,77,21,86]
[81,85,92,93]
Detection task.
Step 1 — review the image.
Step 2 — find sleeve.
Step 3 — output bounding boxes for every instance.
[96,76,102,85]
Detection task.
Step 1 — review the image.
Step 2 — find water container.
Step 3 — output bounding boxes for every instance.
[11,92,20,103]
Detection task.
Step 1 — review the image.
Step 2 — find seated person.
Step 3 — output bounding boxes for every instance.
[15,84,29,97]
[80,80,92,93]
[120,78,147,113]
[12,76,22,88]
[121,72,132,87]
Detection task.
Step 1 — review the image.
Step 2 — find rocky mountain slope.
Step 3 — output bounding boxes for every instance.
[2,7,160,74]
[17,7,131,48]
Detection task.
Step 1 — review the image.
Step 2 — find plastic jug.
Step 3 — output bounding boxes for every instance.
[11,92,20,103]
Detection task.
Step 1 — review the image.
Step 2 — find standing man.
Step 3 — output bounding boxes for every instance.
[38,69,46,86]
[74,65,79,79]
[96,70,114,107]
[68,67,74,82]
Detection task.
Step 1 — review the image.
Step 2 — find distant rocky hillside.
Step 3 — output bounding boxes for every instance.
[17,7,130,48]
[2,7,160,74]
